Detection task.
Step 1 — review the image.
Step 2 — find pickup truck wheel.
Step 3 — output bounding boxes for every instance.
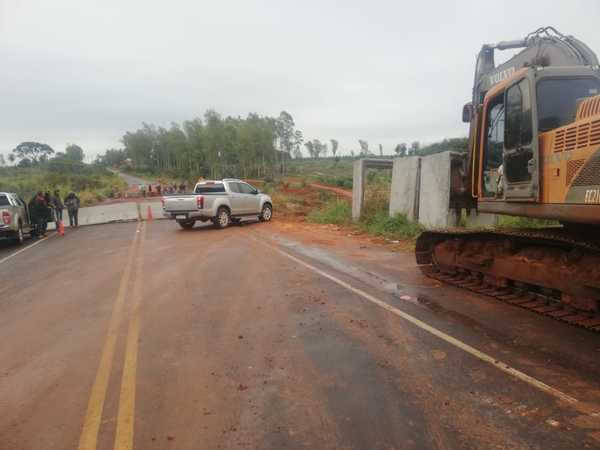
[177,220,196,230]
[259,204,272,222]
[213,207,230,229]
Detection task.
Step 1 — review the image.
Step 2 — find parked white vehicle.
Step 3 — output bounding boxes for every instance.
[162,179,273,229]
[0,192,33,244]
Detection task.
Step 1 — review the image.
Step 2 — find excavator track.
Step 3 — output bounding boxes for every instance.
[416,228,600,332]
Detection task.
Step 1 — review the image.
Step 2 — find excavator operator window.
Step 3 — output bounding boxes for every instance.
[504,79,533,183]
[482,95,504,197]
[537,78,600,131]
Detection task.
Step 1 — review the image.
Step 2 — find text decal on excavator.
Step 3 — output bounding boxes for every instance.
[584,189,600,203]
[489,67,516,86]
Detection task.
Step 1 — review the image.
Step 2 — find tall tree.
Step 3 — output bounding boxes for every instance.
[378,144,383,157]
[65,144,85,162]
[11,142,54,164]
[358,140,369,155]
[304,141,315,159]
[275,111,295,175]
[394,143,407,157]
[312,139,324,159]
[410,141,420,155]
[292,130,304,159]
[0,154,5,166]
[330,139,339,157]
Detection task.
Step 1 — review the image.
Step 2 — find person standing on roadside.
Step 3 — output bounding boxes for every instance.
[51,190,64,224]
[64,192,80,227]
[43,192,53,234]
[30,192,49,237]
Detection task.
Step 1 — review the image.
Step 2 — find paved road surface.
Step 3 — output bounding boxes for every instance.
[1,220,600,449]
[114,171,156,187]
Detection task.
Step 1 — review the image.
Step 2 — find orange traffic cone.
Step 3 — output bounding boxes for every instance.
[147,205,153,221]
[58,220,65,236]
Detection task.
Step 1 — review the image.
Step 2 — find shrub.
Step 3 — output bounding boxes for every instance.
[359,211,423,240]
[308,199,352,225]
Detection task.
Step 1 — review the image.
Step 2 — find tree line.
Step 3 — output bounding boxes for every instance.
[97,110,302,179]
[88,109,468,179]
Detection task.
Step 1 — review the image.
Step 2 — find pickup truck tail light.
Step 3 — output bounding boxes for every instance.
[2,211,11,225]
[196,196,204,209]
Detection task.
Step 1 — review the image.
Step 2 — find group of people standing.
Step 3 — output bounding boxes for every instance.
[28,190,80,237]
[138,182,187,197]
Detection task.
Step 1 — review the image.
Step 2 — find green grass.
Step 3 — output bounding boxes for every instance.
[0,165,127,206]
[359,210,424,239]
[307,199,352,225]
[308,197,423,241]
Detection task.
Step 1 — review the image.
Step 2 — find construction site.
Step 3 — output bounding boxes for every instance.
[2,11,600,450]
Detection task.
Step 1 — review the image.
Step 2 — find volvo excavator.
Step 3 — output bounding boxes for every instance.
[416,27,600,331]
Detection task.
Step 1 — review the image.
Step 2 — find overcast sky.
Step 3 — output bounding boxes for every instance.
[1,0,599,160]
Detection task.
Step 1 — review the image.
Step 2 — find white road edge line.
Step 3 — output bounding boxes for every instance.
[261,239,600,415]
[0,233,57,266]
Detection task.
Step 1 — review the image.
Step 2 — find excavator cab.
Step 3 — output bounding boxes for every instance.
[474,66,600,209]
[475,68,538,201]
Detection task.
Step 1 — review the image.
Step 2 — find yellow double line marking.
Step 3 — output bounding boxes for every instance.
[78,222,146,450]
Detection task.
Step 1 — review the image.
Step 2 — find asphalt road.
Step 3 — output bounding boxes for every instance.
[113,171,155,188]
[1,220,600,450]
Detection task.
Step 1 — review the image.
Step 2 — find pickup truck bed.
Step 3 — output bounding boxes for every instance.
[0,192,34,244]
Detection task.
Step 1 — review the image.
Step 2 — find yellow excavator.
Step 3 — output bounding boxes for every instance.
[416,27,600,331]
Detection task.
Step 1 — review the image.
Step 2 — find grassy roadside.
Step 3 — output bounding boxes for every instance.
[307,198,423,241]
[0,166,128,206]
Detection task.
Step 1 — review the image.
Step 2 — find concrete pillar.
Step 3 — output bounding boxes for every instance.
[418,152,454,229]
[352,159,366,222]
[389,156,421,221]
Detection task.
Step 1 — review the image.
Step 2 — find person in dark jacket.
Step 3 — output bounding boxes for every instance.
[43,192,54,234]
[29,192,49,237]
[51,190,64,224]
[64,192,80,227]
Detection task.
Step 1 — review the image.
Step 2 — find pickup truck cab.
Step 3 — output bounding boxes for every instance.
[0,192,33,244]
[162,179,273,229]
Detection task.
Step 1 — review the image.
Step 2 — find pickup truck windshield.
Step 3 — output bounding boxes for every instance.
[194,184,226,194]
[0,195,10,206]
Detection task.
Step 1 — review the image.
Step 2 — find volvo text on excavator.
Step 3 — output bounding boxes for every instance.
[416,27,600,331]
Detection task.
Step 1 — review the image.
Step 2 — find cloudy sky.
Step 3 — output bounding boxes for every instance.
[1,0,599,160]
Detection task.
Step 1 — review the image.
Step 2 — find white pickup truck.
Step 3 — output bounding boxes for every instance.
[162,179,273,229]
[0,192,33,244]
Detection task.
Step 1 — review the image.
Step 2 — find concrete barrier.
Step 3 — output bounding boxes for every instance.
[386,152,499,229]
[418,152,457,228]
[389,156,420,221]
[47,201,163,230]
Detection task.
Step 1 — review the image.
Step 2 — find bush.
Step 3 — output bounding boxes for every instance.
[0,165,126,206]
[359,211,423,240]
[316,175,353,189]
[308,199,352,225]
[79,190,105,206]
